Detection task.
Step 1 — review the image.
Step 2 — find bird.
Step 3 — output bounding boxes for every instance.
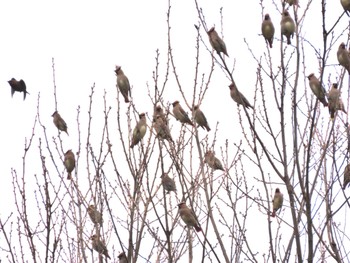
[8,78,29,100]
[64,150,75,180]
[172,101,194,126]
[115,65,131,103]
[261,14,275,48]
[328,83,347,119]
[193,105,211,131]
[204,151,224,171]
[284,0,299,6]
[161,173,177,193]
[337,43,350,75]
[307,73,328,107]
[90,234,111,259]
[341,0,350,16]
[87,205,103,225]
[271,188,283,217]
[118,252,127,263]
[52,111,69,135]
[280,11,295,45]
[130,113,147,148]
[229,82,253,109]
[154,115,173,142]
[153,105,167,124]
[207,27,229,57]
[343,164,350,189]
[178,202,202,232]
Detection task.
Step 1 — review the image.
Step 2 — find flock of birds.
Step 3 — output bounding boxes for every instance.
[7,0,350,260]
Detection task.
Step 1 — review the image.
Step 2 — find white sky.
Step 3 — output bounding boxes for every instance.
[0,0,349,262]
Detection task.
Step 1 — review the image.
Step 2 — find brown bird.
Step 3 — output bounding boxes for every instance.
[118,252,127,263]
[337,43,350,75]
[271,188,283,217]
[87,205,103,225]
[280,11,295,45]
[8,78,29,100]
[204,151,224,171]
[161,173,177,193]
[307,73,328,107]
[261,14,275,48]
[178,202,202,232]
[343,164,350,189]
[52,111,69,135]
[90,234,111,259]
[154,115,173,142]
[172,101,194,126]
[153,105,167,124]
[341,0,350,16]
[328,83,347,119]
[207,27,229,57]
[115,66,130,103]
[229,82,253,109]
[193,105,211,131]
[285,0,299,6]
[64,150,75,180]
[130,113,147,148]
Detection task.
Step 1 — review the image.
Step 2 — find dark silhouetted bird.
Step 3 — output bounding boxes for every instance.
[261,14,275,48]
[172,101,194,126]
[52,111,69,135]
[64,150,75,180]
[115,66,130,103]
[207,27,229,57]
[271,188,283,217]
[91,234,111,259]
[178,202,202,232]
[229,82,253,109]
[281,11,295,45]
[8,78,29,100]
[130,113,147,148]
[307,73,328,107]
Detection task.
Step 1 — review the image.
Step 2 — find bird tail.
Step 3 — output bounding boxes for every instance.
[195,225,202,232]
[287,38,291,45]
[271,211,276,217]
[67,173,72,180]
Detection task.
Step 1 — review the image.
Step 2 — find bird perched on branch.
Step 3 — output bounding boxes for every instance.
[52,111,69,135]
[161,173,177,193]
[341,0,350,16]
[8,78,29,100]
[204,151,224,171]
[91,234,111,259]
[115,65,131,103]
[328,83,347,119]
[130,113,147,148]
[193,105,211,131]
[261,14,275,48]
[153,105,167,124]
[154,115,173,142]
[281,11,295,45]
[64,150,75,180]
[307,73,328,107]
[178,202,202,232]
[118,252,127,263]
[172,101,194,126]
[87,205,103,225]
[284,0,299,6]
[229,82,253,109]
[337,43,350,75]
[271,188,283,217]
[343,164,350,189]
[207,27,229,57]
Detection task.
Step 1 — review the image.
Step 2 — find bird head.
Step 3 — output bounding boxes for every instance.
[333,83,338,89]
[193,105,199,111]
[307,73,314,80]
[207,27,215,34]
[178,202,186,208]
[229,83,235,90]
[88,205,95,212]
[283,11,290,17]
[275,188,280,193]
[90,234,97,241]
[139,113,146,119]
[51,111,58,117]
[118,252,126,259]
[114,65,122,74]
[65,149,72,154]
[340,43,346,50]
[172,101,179,107]
[264,14,270,20]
